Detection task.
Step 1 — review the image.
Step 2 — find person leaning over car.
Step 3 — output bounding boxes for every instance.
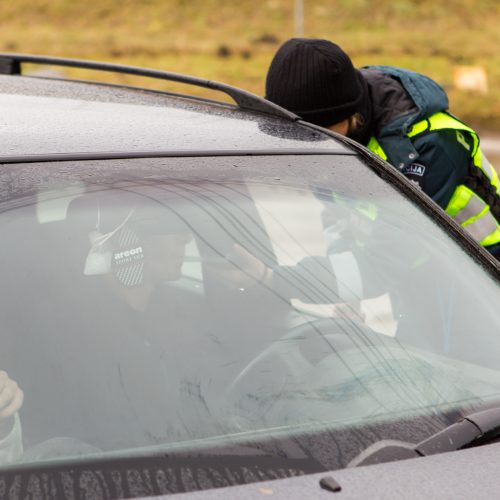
[264,38,500,261]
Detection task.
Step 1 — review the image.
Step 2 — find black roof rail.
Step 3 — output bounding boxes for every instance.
[0,53,299,121]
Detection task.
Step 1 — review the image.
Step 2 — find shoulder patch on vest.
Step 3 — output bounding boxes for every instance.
[403,163,426,177]
[403,163,426,191]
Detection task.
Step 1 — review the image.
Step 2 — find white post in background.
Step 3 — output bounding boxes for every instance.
[294,0,304,37]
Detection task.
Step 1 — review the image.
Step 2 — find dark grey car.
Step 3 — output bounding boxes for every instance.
[0,54,499,499]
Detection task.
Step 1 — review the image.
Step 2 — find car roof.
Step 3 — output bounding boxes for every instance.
[0,73,351,160]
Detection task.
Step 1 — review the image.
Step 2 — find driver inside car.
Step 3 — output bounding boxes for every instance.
[6,190,204,454]
[14,186,227,453]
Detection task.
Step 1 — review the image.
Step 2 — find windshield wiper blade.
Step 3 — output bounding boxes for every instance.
[349,407,500,467]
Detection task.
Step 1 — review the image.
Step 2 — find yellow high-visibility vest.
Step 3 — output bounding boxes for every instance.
[367,112,500,249]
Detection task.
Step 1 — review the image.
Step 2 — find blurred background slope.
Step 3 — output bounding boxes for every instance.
[2,0,500,133]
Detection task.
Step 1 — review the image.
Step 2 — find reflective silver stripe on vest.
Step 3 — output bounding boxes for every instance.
[480,151,496,181]
[462,209,499,242]
[328,252,363,301]
[453,194,486,225]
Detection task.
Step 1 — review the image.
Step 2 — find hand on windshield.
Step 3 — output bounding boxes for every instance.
[0,371,23,437]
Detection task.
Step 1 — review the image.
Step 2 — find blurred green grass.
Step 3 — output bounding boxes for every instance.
[2,0,500,130]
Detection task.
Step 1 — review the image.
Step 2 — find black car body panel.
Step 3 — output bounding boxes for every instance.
[0,56,498,499]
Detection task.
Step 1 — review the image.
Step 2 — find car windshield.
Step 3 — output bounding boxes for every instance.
[0,155,498,475]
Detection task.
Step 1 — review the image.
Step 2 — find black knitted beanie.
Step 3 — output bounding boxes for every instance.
[265,38,366,127]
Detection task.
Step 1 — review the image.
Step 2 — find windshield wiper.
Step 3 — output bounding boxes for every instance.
[349,407,500,467]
